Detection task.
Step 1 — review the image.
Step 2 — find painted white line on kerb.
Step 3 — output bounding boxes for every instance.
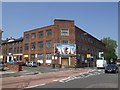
[98,70,102,71]
[26,83,46,88]
[19,76,24,77]
[53,80,58,81]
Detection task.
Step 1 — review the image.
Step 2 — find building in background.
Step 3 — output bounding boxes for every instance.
[23,19,105,67]
[0,29,3,61]
[2,37,23,63]
[118,29,120,59]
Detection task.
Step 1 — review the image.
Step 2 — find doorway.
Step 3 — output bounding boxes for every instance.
[61,58,69,66]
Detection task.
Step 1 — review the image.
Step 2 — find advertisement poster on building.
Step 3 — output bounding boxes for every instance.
[54,44,76,55]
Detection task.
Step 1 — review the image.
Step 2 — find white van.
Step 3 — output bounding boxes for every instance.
[96,59,107,69]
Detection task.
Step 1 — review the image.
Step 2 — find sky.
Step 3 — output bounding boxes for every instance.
[1,0,120,2]
[2,2,118,42]
[1,2,118,43]
[0,1,119,57]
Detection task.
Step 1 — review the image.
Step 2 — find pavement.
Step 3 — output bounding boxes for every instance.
[1,65,96,77]
[1,66,81,78]
[1,67,95,89]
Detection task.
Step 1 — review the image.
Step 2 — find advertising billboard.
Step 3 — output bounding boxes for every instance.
[54,44,76,55]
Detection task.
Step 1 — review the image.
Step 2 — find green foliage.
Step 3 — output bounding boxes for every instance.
[101,37,117,62]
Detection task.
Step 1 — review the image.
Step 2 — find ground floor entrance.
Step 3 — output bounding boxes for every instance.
[61,58,69,66]
[58,56,76,68]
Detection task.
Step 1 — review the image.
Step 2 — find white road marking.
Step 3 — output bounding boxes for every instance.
[59,70,103,83]
[25,83,46,88]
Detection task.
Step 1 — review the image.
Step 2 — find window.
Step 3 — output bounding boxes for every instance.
[14,47,16,53]
[88,46,90,51]
[38,31,43,38]
[46,29,52,36]
[31,33,36,39]
[88,38,90,42]
[46,40,52,48]
[85,45,87,51]
[61,29,69,36]
[30,54,35,61]
[80,34,84,40]
[81,45,84,51]
[61,40,69,44]
[46,54,52,60]
[31,42,35,50]
[19,41,22,44]
[25,34,29,41]
[38,54,43,60]
[9,48,12,53]
[38,41,43,50]
[17,47,19,53]
[25,44,29,51]
[20,47,22,53]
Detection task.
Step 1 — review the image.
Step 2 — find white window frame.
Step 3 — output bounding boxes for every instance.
[61,28,69,36]
[46,54,52,63]
[37,54,43,63]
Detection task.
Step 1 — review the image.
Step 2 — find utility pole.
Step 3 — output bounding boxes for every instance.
[0,29,3,61]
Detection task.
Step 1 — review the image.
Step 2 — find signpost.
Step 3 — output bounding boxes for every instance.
[87,54,91,67]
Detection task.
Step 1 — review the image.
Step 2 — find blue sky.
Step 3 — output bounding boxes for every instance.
[2,2,118,44]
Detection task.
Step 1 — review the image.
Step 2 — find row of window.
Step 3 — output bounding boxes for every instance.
[30,54,52,61]
[25,40,52,51]
[3,42,22,46]
[25,29,52,41]
[25,29,69,41]
[8,47,22,53]
[78,33,100,46]
[77,44,99,53]
[24,39,70,51]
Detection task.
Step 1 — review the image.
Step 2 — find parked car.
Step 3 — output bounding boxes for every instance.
[104,64,119,73]
[26,61,37,67]
[7,60,17,64]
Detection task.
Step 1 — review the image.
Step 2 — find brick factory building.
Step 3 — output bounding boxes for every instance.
[23,19,105,67]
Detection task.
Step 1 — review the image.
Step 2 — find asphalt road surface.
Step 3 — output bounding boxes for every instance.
[32,69,119,88]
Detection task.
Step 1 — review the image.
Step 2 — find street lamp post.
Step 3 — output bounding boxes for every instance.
[87,54,91,67]
[75,57,77,69]
[57,52,61,68]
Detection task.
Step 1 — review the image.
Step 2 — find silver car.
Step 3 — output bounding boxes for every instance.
[26,61,37,67]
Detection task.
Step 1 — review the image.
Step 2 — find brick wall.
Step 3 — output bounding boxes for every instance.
[6,64,22,72]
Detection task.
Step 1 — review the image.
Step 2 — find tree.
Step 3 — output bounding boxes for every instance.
[101,37,117,63]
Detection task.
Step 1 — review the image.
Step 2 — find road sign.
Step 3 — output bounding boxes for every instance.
[87,54,91,58]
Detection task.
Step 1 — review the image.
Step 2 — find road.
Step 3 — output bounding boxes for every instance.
[31,69,119,88]
[2,67,90,89]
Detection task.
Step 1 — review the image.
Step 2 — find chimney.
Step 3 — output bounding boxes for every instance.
[54,19,75,26]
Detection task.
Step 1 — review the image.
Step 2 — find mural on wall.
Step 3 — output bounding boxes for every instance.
[54,44,76,55]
